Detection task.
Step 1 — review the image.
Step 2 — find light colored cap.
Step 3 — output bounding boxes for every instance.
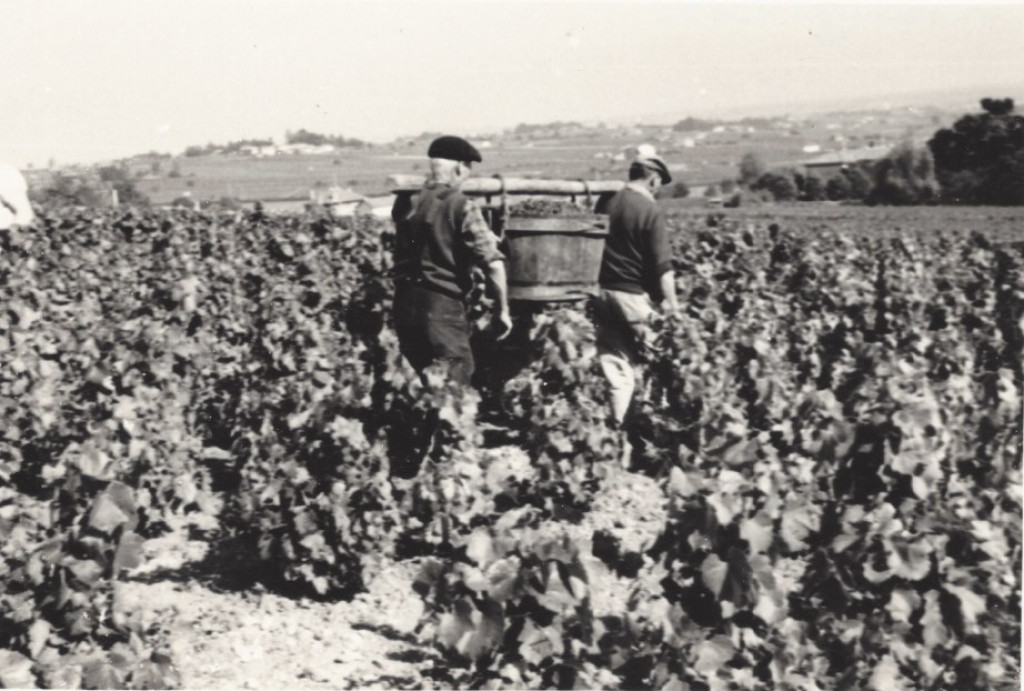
[631,143,671,184]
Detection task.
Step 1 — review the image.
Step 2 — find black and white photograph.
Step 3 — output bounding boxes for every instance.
[1,1,1022,689]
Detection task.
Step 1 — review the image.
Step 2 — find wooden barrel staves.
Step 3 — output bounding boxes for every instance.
[502,214,608,301]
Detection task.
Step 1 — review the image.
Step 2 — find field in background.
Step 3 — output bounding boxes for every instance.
[129,132,818,206]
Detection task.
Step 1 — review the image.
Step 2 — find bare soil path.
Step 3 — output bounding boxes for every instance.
[122,457,667,689]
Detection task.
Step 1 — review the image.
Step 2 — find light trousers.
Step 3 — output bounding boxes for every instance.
[593,289,655,424]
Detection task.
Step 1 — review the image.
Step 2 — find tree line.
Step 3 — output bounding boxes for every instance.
[183,138,275,157]
[179,131,370,157]
[283,129,369,149]
[713,98,1023,207]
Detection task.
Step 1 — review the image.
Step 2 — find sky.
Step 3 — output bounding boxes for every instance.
[2,0,1022,167]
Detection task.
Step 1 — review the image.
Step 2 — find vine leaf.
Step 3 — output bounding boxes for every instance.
[88,482,138,534]
[701,554,728,599]
[692,635,735,677]
[0,650,36,689]
[868,654,907,691]
[113,531,145,572]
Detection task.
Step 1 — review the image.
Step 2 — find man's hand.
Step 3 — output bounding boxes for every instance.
[651,302,681,329]
[484,260,512,341]
[492,309,513,341]
[659,272,679,323]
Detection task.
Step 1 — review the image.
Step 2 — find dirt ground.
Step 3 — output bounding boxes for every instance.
[122,452,667,689]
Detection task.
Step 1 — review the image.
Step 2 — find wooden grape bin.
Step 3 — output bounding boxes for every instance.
[389,174,623,303]
[500,214,608,301]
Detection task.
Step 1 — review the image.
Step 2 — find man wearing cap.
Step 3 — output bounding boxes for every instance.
[593,144,680,427]
[391,135,512,387]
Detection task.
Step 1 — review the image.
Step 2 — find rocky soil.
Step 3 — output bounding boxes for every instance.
[122,455,668,689]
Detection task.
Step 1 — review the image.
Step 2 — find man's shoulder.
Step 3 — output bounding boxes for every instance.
[422,182,470,206]
[611,186,661,217]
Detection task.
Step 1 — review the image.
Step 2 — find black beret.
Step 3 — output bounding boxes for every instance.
[428,135,482,163]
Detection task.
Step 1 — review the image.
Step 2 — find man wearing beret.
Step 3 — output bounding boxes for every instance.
[391,135,512,387]
[593,144,680,428]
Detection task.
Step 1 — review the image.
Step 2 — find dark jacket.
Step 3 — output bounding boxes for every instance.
[393,182,501,300]
[598,186,673,299]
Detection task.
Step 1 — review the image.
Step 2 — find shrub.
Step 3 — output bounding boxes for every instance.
[738,153,767,187]
[844,165,874,200]
[29,173,105,210]
[753,172,798,202]
[867,141,939,206]
[657,181,690,200]
[799,175,825,201]
[826,174,853,201]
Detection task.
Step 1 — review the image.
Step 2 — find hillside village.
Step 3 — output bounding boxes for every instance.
[21,101,965,214]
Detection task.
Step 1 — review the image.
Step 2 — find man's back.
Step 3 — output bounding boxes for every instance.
[598,186,672,300]
[393,183,471,299]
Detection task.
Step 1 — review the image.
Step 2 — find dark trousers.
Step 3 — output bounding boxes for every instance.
[393,284,475,386]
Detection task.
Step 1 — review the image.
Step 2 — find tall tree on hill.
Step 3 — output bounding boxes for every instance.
[738,153,766,187]
[842,165,874,201]
[928,98,1024,205]
[826,173,852,201]
[800,175,825,202]
[867,142,939,206]
[286,129,329,146]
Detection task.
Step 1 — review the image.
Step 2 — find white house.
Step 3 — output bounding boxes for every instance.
[277,143,318,156]
[318,187,372,217]
[241,145,278,157]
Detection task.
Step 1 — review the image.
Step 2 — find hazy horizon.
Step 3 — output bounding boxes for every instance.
[3,1,1023,167]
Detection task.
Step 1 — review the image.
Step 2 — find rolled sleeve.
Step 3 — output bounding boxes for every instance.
[461,198,505,266]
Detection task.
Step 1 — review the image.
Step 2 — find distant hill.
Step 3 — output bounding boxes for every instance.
[618,82,1024,127]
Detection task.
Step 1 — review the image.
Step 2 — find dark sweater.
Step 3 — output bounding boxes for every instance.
[393,182,504,301]
[598,187,673,299]
[393,184,472,300]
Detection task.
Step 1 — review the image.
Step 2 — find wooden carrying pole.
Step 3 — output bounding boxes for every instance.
[388,174,624,197]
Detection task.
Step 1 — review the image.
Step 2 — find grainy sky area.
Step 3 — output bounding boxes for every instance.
[2,0,1022,166]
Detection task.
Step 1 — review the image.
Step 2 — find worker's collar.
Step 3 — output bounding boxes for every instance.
[625,180,656,202]
[425,174,464,190]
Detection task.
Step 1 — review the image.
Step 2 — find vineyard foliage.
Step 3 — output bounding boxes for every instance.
[0,204,1021,689]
